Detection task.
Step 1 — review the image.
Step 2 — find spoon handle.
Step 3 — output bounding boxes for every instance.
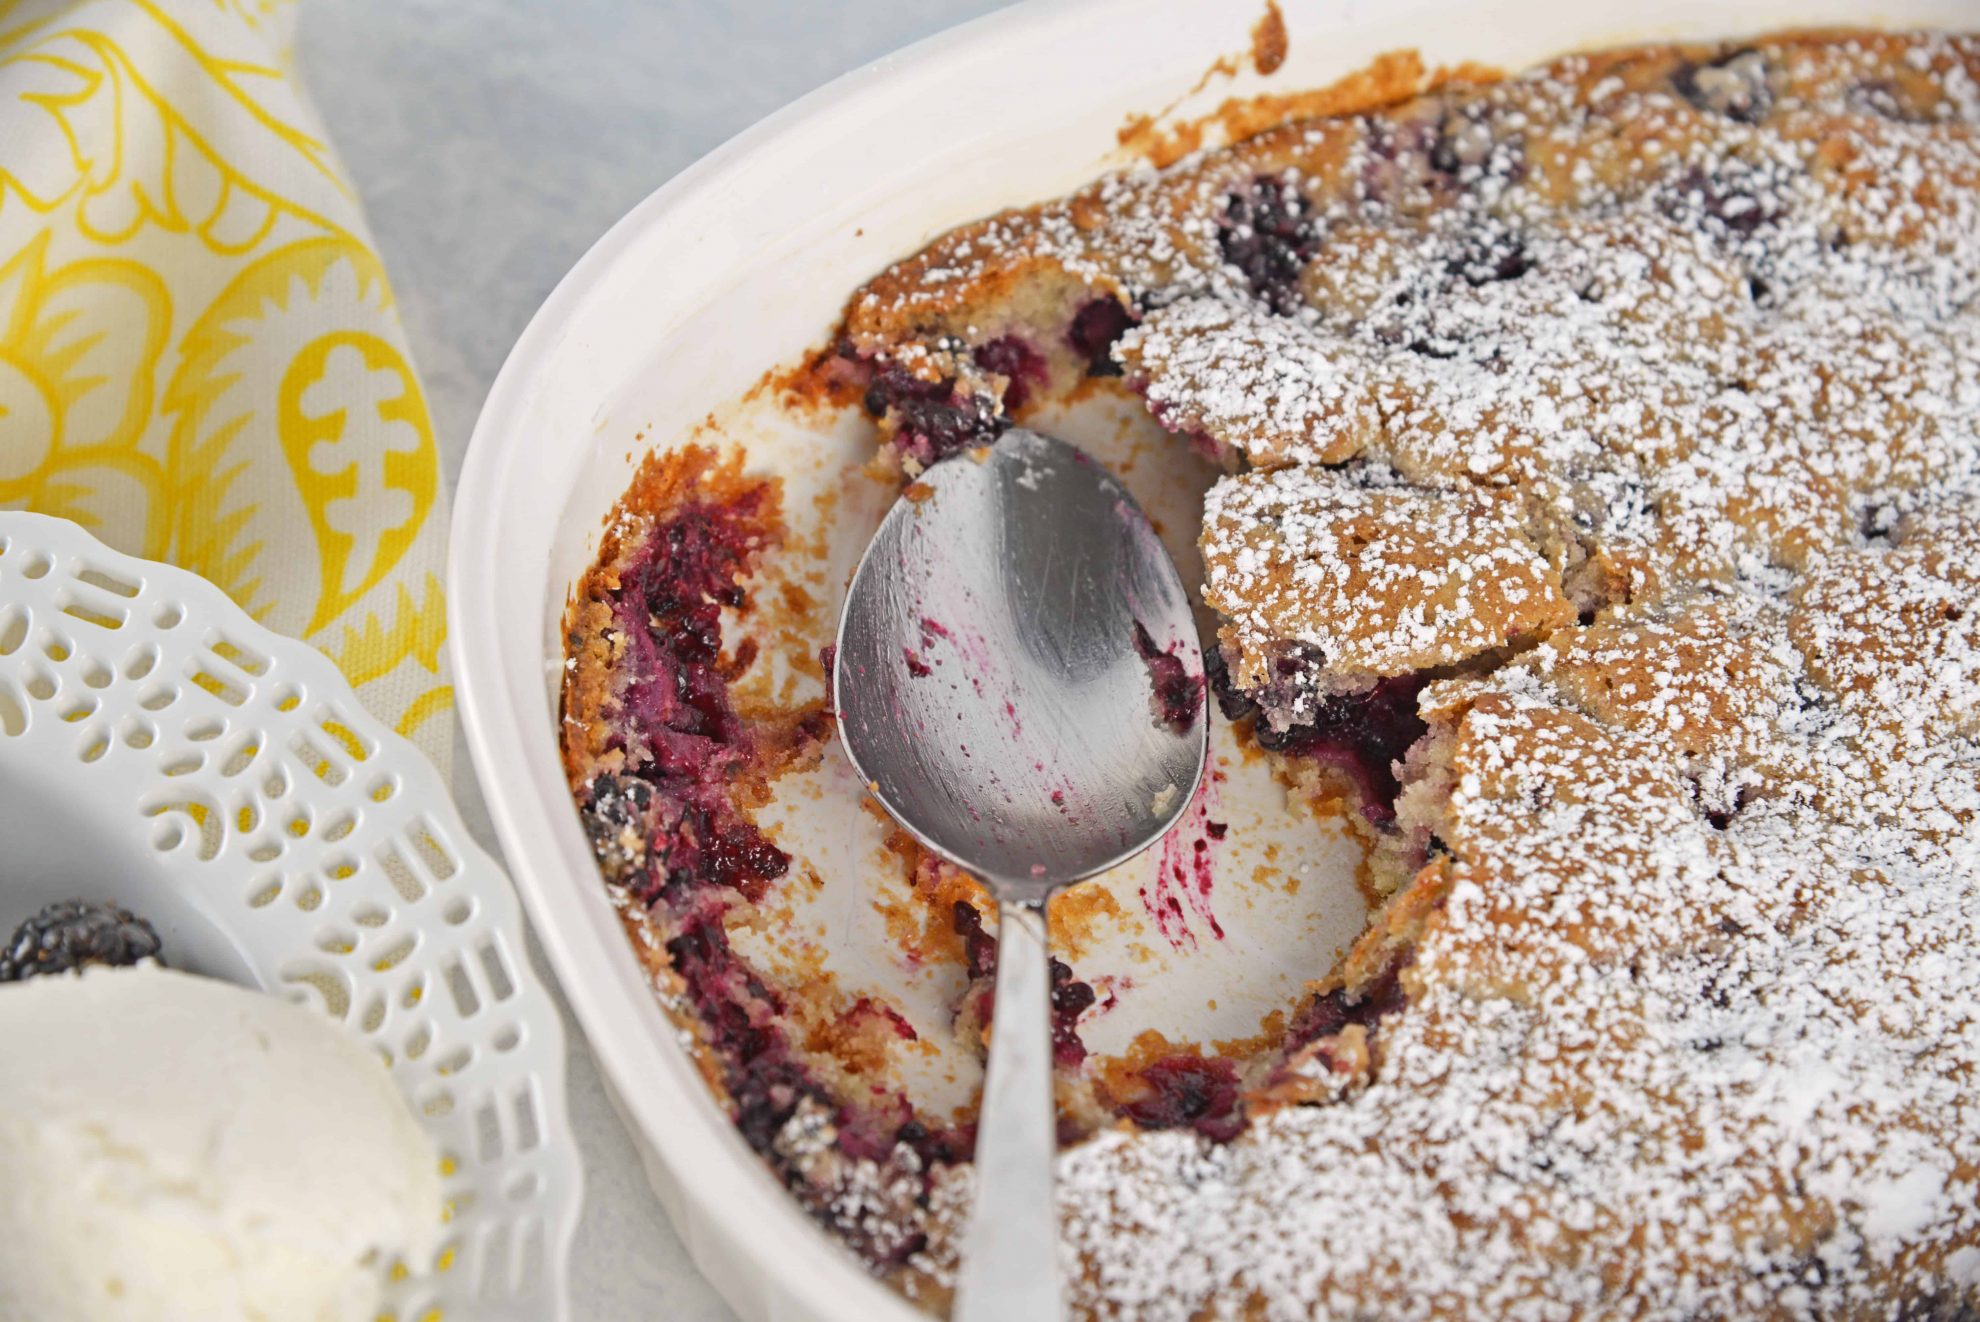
[954,896,1065,1322]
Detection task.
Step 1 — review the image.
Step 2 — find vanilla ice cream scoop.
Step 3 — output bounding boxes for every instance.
[0,964,442,1322]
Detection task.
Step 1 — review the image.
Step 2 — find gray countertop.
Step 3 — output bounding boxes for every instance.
[296,3,1008,1316]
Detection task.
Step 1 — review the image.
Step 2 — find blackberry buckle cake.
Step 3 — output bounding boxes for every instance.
[565,28,1980,1319]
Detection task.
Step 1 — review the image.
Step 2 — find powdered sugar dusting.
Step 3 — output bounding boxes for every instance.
[1202,464,1574,718]
[842,30,1980,1316]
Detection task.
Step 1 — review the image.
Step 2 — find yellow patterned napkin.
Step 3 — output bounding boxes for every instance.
[0,0,451,769]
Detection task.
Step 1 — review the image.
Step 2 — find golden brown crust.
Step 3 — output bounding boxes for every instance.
[1202,467,1576,702]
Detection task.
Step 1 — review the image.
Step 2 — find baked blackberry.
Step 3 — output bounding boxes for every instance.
[0,900,164,982]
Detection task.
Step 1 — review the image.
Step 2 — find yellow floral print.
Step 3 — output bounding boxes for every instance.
[0,230,169,544]
[0,0,452,764]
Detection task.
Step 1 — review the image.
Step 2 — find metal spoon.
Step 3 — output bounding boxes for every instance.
[832,428,1210,1321]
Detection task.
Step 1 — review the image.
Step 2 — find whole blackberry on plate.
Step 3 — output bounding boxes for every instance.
[0,900,164,981]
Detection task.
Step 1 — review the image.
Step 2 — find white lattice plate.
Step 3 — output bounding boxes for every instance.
[0,510,579,1322]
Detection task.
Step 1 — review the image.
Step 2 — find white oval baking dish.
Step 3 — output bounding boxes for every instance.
[449,2,1975,1318]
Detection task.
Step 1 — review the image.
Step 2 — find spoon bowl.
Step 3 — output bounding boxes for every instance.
[833,430,1208,896]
